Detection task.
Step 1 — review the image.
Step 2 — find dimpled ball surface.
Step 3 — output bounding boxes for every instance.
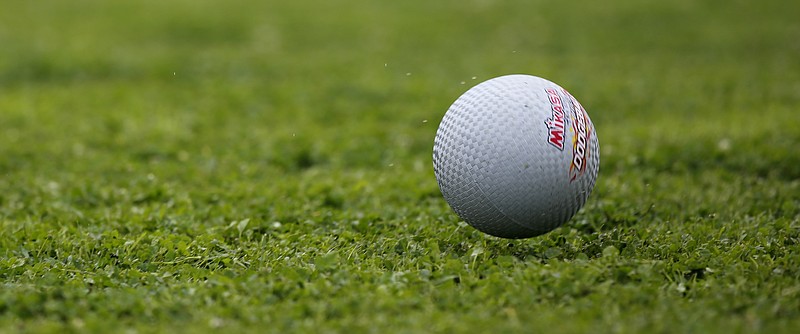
[433,74,599,239]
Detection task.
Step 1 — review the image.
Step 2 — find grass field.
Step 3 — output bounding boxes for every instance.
[2,0,799,332]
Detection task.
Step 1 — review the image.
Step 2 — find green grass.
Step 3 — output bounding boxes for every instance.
[1,0,799,332]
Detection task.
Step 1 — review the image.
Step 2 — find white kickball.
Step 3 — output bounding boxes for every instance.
[433,74,599,239]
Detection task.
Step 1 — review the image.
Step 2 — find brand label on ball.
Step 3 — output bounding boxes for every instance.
[544,88,566,151]
[544,88,594,182]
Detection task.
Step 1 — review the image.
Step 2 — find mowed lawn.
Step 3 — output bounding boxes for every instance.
[1,0,799,332]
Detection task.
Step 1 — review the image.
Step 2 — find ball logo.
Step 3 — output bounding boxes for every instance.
[544,88,593,182]
[544,88,566,151]
[564,90,592,181]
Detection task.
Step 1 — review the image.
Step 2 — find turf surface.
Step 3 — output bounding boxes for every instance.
[1,0,799,332]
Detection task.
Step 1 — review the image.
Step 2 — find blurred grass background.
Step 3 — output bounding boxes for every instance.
[1,0,799,332]
[2,0,798,173]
